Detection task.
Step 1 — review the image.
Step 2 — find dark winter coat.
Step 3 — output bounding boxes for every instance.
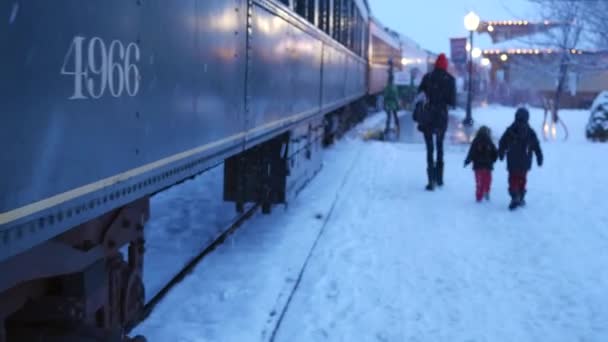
[465,134,498,170]
[416,68,456,133]
[498,121,543,172]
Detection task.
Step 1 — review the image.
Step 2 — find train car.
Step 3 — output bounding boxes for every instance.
[391,34,431,108]
[367,16,402,101]
[396,35,429,88]
[0,0,370,340]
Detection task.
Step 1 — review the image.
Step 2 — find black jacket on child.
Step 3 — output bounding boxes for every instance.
[465,134,498,170]
[498,110,543,172]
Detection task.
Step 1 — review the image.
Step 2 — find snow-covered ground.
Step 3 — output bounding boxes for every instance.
[136,106,608,342]
[141,165,252,301]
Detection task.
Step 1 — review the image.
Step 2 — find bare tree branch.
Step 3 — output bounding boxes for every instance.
[523,0,590,114]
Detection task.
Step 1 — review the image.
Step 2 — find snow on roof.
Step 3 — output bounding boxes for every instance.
[478,26,598,52]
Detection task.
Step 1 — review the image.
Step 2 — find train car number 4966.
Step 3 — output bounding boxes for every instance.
[61,36,141,100]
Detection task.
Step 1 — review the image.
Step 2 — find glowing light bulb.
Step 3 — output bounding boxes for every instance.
[472,47,482,59]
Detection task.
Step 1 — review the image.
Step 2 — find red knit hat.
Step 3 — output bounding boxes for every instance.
[435,53,448,70]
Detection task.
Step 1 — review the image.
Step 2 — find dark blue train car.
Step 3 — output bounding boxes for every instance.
[0,0,373,340]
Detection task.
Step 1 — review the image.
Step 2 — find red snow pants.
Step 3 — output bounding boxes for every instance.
[508,171,527,193]
[474,169,492,201]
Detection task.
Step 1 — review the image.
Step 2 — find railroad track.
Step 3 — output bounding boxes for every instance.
[128,204,260,334]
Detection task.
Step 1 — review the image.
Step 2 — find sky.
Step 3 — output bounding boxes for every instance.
[369,0,536,53]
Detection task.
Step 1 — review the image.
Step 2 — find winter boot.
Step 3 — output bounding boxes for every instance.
[436,161,444,187]
[520,190,527,206]
[484,192,490,201]
[508,191,521,210]
[425,167,435,191]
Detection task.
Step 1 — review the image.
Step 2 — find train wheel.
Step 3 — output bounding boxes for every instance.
[122,273,145,329]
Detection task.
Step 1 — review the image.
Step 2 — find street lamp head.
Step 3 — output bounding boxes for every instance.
[464,11,480,32]
[472,47,482,59]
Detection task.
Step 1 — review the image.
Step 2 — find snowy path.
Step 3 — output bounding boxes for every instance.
[136,107,608,342]
[276,141,608,341]
[275,108,608,342]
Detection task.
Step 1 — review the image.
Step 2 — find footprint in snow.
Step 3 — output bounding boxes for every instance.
[376,332,389,342]
[326,281,339,300]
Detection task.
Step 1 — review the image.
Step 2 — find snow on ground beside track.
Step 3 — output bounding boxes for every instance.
[137,107,608,342]
[142,165,249,301]
[274,106,608,342]
[134,132,365,341]
[351,110,410,136]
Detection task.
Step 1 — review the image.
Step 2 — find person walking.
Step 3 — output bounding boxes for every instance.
[464,126,498,202]
[498,107,544,210]
[416,53,456,190]
[383,74,400,135]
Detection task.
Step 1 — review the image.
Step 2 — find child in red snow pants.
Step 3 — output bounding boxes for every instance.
[475,169,493,202]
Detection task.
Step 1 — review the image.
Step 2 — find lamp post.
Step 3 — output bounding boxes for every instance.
[463,11,480,126]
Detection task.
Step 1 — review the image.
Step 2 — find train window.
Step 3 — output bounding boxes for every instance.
[318,0,332,35]
[333,0,343,43]
[364,16,370,59]
[278,0,291,6]
[357,13,364,57]
[348,0,355,51]
[341,0,349,46]
[353,12,360,55]
[330,0,365,52]
[307,0,317,26]
[293,0,317,25]
[294,0,306,17]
